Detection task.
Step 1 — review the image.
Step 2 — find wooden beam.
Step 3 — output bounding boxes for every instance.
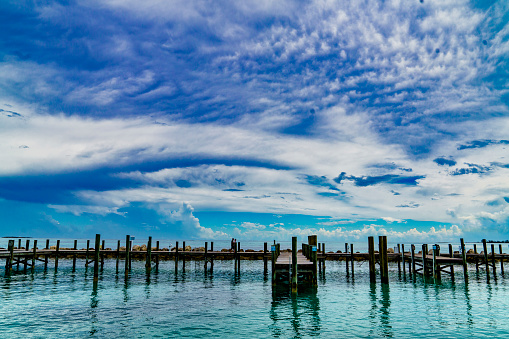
[368,236,376,283]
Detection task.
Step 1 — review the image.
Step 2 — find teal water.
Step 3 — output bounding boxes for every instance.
[2,260,509,338]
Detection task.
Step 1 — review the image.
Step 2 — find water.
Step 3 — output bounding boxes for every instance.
[2,259,509,338]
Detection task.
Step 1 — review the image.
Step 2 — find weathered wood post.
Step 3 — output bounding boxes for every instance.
[345,243,349,275]
[460,238,468,281]
[482,239,490,282]
[237,242,241,271]
[5,240,14,273]
[175,241,179,273]
[318,243,321,272]
[55,240,60,271]
[322,243,326,273]
[421,244,427,277]
[432,244,441,281]
[308,235,317,285]
[23,239,30,272]
[115,240,120,273]
[85,240,90,267]
[155,241,160,272]
[499,244,504,274]
[31,240,37,272]
[234,240,238,272]
[350,243,355,276]
[449,244,455,282]
[210,241,214,270]
[72,240,77,272]
[368,236,376,283]
[93,234,100,281]
[263,242,268,274]
[491,244,496,278]
[397,244,401,273]
[17,239,21,270]
[146,236,152,273]
[125,235,130,277]
[409,244,415,279]
[271,243,276,286]
[291,236,298,293]
[379,236,389,284]
[402,244,406,276]
[204,241,208,271]
[474,244,479,273]
[45,239,50,270]
[182,241,186,272]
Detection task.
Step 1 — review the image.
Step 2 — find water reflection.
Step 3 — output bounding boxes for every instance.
[368,284,393,338]
[89,281,99,335]
[270,286,321,337]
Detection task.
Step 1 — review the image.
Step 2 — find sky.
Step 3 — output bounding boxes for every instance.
[0,0,508,243]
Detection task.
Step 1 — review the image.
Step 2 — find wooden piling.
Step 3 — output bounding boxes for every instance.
[155,241,160,272]
[101,240,105,270]
[460,238,468,281]
[397,244,401,273]
[449,244,455,282]
[291,236,297,293]
[350,243,355,276]
[410,244,415,279]
[421,244,427,277]
[24,240,29,271]
[45,239,49,270]
[204,241,208,270]
[432,244,441,281]
[402,244,406,275]
[6,240,14,273]
[175,241,179,273]
[368,236,376,283]
[482,239,490,282]
[146,236,152,273]
[318,243,321,272]
[474,244,479,273]
[72,240,77,272]
[345,243,349,275]
[237,242,241,271]
[263,242,268,274]
[379,236,389,284]
[499,244,504,274]
[182,241,186,272]
[125,235,130,277]
[116,240,120,273]
[491,244,496,277]
[55,240,60,270]
[322,243,326,272]
[271,244,276,286]
[17,239,21,270]
[93,234,100,281]
[31,240,37,272]
[85,240,90,267]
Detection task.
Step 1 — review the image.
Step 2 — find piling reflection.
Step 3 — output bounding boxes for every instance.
[89,281,99,335]
[368,284,393,338]
[269,286,320,337]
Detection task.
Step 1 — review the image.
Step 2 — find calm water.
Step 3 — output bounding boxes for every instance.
[2,259,509,338]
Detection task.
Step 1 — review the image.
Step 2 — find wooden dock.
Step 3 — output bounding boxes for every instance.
[2,235,509,291]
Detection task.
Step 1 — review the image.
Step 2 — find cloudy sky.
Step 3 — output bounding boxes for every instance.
[1,0,508,242]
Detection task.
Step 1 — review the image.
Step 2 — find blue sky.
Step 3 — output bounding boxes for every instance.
[0,0,508,242]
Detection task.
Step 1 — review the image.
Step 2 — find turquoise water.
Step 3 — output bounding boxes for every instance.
[2,259,509,338]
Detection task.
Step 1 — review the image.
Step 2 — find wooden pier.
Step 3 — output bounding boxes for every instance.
[2,235,509,291]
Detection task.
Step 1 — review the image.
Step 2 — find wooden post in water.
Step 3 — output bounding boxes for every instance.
[474,244,479,273]
[174,241,179,273]
[234,240,238,272]
[482,239,490,282]
[125,235,130,277]
[460,238,468,281]
[93,234,101,281]
[45,239,49,270]
[31,240,37,272]
[410,244,415,278]
[421,244,427,277]
[155,241,160,272]
[322,243,326,273]
[368,236,376,283]
[6,240,14,273]
[101,240,105,270]
[350,243,355,276]
[116,240,120,273]
[210,242,214,270]
[17,239,21,270]
[491,244,496,278]
[182,241,186,272]
[449,244,455,282]
[379,236,389,284]
[146,236,152,273]
[271,243,276,286]
[499,244,504,274]
[397,244,401,273]
[237,242,241,271]
[402,244,406,276]
[204,242,208,271]
[345,243,349,275]
[24,240,30,272]
[85,240,90,267]
[291,236,298,293]
[263,242,268,274]
[432,244,441,281]
[72,240,77,272]
[55,240,60,271]
[318,243,321,272]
